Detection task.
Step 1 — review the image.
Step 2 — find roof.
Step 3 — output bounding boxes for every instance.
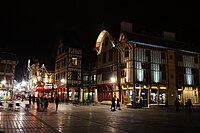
[59,30,85,49]
[122,31,200,53]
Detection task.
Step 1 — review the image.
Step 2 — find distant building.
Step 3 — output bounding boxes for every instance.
[54,31,98,103]
[54,31,83,102]
[25,59,55,98]
[0,51,17,100]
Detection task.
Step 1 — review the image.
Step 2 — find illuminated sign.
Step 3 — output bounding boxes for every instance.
[44,84,52,89]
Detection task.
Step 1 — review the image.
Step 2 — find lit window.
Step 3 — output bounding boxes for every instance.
[72,57,78,66]
[93,74,96,82]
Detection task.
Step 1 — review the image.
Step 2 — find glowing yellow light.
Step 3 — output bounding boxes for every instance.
[110,77,116,83]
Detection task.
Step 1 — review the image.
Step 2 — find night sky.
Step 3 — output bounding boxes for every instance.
[0,1,200,81]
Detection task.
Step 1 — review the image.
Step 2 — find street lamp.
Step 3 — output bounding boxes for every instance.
[1,80,6,85]
[110,77,116,97]
[60,79,66,102]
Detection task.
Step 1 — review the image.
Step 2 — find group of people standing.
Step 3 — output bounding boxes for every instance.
[36,96,49,111]
[110,97,121,111]
[174,98,193,112]
[28,95,35,105]
[27,94,60,112]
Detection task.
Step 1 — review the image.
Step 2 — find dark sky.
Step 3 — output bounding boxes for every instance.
[1,1,200,80]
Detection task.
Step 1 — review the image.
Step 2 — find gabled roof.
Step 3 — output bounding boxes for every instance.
[121,31,200,53]
[59,30,84,49]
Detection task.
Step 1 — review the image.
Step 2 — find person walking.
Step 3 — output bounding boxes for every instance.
[55,96,60,111]
[174,98,180,111]
[187,98,192,112]
[44,96,49,111]
[110,97,116,111]
[36,97,40,111]
[29,95,32,105]
[32,95,35,105]
[116,98,121,110]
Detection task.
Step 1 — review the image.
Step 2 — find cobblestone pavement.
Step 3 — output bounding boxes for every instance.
[0,100,200,133]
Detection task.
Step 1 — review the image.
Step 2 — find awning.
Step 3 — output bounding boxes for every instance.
[35,87,53,93]
[98,84,113,91]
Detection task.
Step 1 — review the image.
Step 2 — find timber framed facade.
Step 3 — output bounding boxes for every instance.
[95,22,200,107]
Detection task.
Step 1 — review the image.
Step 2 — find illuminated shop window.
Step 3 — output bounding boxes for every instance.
[150,89,158,103]
[159,90,166,104]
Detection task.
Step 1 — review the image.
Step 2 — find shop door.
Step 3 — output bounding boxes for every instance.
[141,89,148,107]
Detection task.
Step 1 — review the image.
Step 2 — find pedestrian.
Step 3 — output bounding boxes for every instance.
[44,96,49,111]
[110,97,116,111]
[36,97,40,111]
[32,95,35,105]
[116,98,121,110]
[174,98,180,111]
[55,96,60,111]
[187,98,192,112]
[21,95,24,102]
[40,96,44,111]
[29,95,32,105]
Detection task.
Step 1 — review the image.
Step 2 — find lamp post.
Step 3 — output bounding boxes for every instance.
[60,79,65,102]
[110,77,116,98]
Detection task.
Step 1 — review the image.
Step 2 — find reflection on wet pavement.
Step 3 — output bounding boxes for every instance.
[1,101,200,133]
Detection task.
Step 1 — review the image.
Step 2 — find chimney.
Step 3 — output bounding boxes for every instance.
[163,31,175,41]
[120,21,133,33]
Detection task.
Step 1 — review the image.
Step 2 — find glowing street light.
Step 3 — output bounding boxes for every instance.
[110,77,116,83]
[61,79,65,84]
[1,80,6,85]
[110,76,116,97]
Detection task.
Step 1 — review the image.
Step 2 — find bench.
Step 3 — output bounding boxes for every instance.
[25,104,30,111]
[0,102,3,110]
[15,103,21,110]
[8,103,14,110]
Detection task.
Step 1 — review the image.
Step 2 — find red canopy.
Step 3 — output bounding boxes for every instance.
[35,87,52,92]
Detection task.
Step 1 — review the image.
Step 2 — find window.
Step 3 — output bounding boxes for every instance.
[93,74,96,82]
[6,64,13,73]
[121,70,126,78]
[194,57,198,64]
[161,52,165,59]
[125,47,129,57]
[71,57,78,66]
[71,71,78,80]
[150,89,158,103]
[102,72,111,81]
[0,64,5,72]
[178,55,183,61]
[108,49,113,61]
[83,75,89,83]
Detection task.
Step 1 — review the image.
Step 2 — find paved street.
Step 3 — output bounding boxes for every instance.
[0,100,200,133]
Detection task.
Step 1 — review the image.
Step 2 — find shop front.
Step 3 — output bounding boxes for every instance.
[122,84,167,107]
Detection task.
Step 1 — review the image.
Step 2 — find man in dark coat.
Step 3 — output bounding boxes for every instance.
[110,97,116,111]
